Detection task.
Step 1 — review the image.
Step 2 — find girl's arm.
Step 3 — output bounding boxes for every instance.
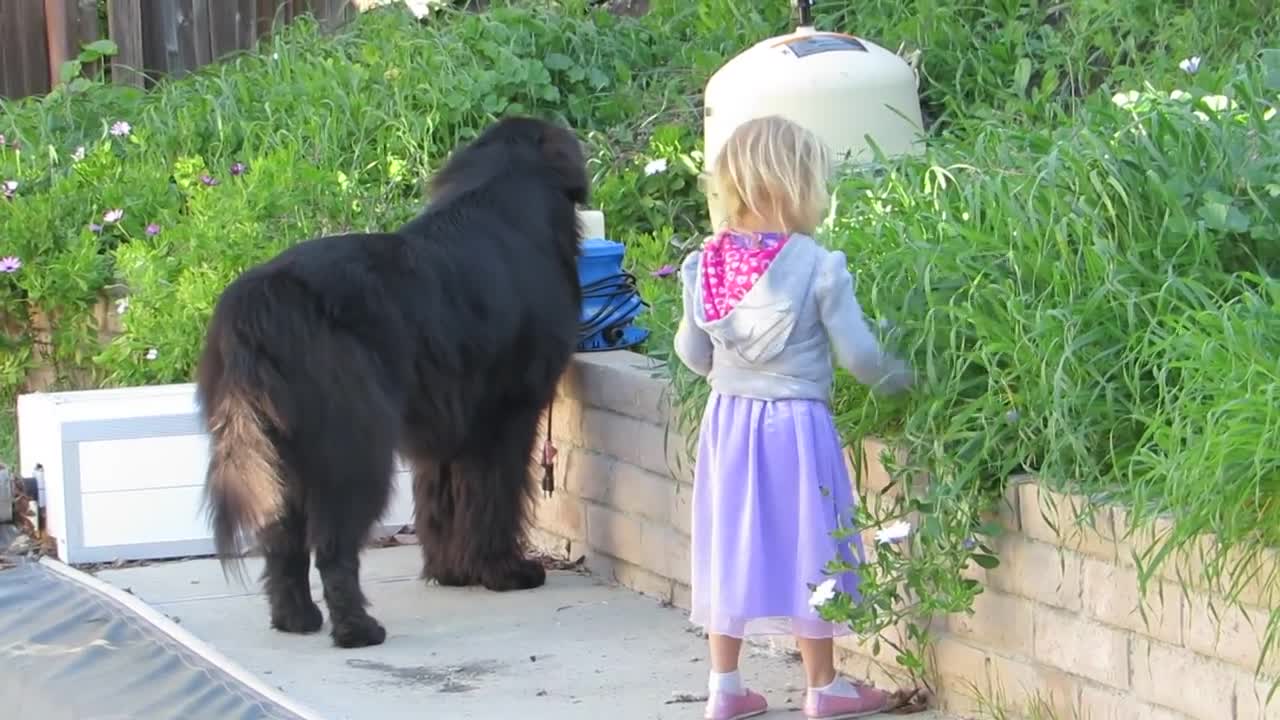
[673,251,714,376]
[815,249,913,394]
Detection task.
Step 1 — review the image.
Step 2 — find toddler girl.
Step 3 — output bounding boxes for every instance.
[673,115,913,720]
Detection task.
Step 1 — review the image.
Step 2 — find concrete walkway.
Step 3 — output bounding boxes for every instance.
[93,546,941,720]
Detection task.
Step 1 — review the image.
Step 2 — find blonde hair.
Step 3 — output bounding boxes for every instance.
[710,115,833,235]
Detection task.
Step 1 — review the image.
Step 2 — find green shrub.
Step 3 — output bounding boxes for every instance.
[0,2,706,418]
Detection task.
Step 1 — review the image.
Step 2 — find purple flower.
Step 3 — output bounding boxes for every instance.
[200,174,220,187]
[0,256,21,273]
[145,223,161,237]
[89,223,103,233]
[1005,409,1021,425]
[650,264,677,278]
[103,208,124,224]
[109,120,131,137]
[229,162,246,176]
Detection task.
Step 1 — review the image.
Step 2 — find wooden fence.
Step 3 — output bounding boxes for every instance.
[0,0,357,100]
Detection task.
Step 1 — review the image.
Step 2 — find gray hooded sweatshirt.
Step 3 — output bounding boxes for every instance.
[673,233,912,403]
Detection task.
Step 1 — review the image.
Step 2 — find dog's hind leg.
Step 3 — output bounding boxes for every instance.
[306,407,397,648]
[314,533,386,648]
[412,460,479,587]
[450,403,547,593]
[261,501,323,634]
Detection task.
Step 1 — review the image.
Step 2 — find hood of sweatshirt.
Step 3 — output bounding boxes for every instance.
[689,233,821,366]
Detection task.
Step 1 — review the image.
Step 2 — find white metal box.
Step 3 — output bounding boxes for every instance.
[16,383,415,564]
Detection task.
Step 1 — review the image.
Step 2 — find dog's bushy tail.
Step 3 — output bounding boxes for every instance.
[205,380,283,582]
[198,291,294,584]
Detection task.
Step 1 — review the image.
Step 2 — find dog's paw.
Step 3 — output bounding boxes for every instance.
[481,556,547,592]
[331,615,387,648]
[271,601,324,634]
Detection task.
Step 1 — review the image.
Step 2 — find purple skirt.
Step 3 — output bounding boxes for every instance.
[689,391,866,639]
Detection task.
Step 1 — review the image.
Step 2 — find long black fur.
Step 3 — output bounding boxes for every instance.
[196,116,587,648]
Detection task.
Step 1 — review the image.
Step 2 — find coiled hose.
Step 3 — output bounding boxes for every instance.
[577,271,649,350]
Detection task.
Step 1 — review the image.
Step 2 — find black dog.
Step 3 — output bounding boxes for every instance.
[195,116,587,648]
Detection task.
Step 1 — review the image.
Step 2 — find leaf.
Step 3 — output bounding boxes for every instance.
[84,39,120,57]
[895,651,924,671]
[588,67,611,90]
[1261,48,1280,91]
[1198,201,1251,233]
[59,60,81,84]
[613,59,632,85]
[544,52,573,71]
[972,554,1000,569]
[1013,57,1032,96]
[1038,67,1060,99]
[977,521,1005,537]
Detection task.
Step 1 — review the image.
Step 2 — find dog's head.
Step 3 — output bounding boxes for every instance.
[432,116,589,206]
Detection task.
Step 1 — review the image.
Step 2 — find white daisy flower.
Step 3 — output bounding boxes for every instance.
[1201,94,1235,112]
[1111,90,1141,108]
[644,158,668,176]
[875,520,912,545]
[808,577,838,609]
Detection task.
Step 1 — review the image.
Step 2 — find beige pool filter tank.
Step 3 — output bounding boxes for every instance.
[701,1,925,230]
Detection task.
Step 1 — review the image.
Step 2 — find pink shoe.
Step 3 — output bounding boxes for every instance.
[803,681,889,719]
[704,688,768,720]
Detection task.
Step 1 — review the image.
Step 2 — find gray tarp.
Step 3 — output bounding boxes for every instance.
[0,558,320,720]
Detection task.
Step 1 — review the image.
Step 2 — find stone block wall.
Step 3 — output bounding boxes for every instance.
[535,351,1279,720]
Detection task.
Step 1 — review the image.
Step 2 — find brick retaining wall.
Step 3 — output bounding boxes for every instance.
[536,351,1279,720]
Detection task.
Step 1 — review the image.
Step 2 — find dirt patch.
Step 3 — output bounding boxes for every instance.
[346,658,503,692]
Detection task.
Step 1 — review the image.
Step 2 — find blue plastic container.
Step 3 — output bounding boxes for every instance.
[576,237,650,352]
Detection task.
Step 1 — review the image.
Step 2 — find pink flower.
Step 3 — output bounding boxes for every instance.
[2,180,16,199]
[229,162,246,176]
[0,256,21,273]
[650,264,677,278]
[145,223,161,236]
[109,121,131,137]
[200,174,220,187]
[103,208,124,224]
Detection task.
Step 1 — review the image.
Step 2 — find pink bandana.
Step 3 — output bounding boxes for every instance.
[700,229,789,322]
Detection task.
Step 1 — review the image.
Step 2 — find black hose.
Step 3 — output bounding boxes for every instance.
[577,272,649,345]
